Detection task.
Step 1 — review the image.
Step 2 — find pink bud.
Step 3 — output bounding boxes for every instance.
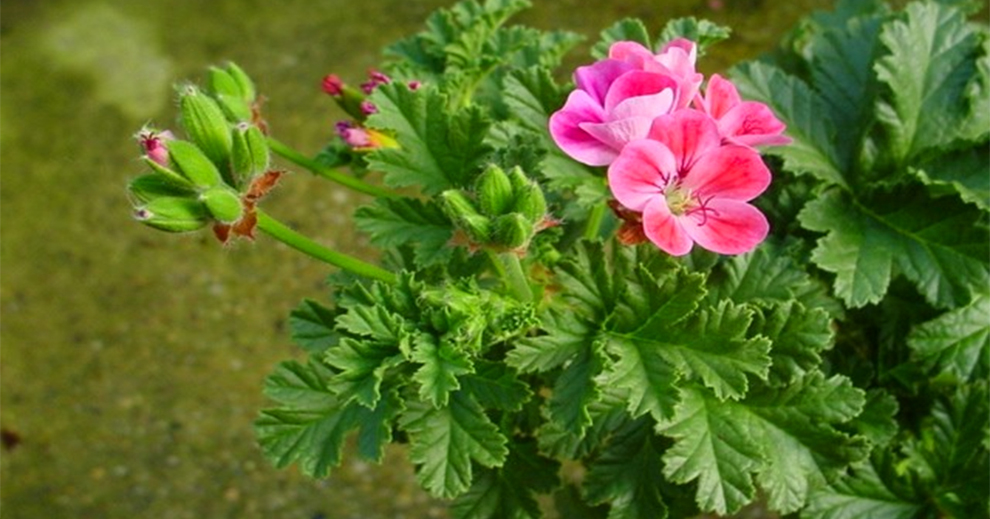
[407,80,422,91]
[360,100,378,115]
[361,69,391,94]
[137,129,174,167]
[322,74,344,96]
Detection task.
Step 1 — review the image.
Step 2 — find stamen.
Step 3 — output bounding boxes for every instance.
[685,194,718,226]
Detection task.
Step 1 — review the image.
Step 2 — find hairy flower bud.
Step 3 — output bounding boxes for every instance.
[507,167,547,224]
[230,123,270,181]
[200,187,243,224]
[208,66,252,122]
[166,139,223,188]
[128,174,196,204]
[476,164,514,217]
[492,213,533,250]
[179,84,233,165]
[441,190,491,243]
[133,196,210,232]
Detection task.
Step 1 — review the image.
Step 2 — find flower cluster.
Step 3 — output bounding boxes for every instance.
[549,39,789,256]
[321,69,415,151]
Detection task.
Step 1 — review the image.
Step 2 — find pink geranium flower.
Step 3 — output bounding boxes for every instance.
[695,74,791,147]
[548,40,704,166]
[607,110,771,256]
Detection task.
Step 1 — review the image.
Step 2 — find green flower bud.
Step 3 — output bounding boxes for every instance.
[224,62,256,103]
[134,196,210,233]
[440,190,491,243]
[166,139,223,188]
[508,167,547,224]
[208,66,252,122]
[200,187,243,224]
[178,84,233,165]
[476,164,514,217]
[128,174,197,204]
[142,156,194,188]
[231,123,270,180]
[492,213,533,250]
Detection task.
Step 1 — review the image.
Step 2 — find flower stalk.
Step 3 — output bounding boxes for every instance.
[255,209,396,284]
[266,137,395,198]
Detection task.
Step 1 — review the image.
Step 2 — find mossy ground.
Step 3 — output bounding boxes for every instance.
[1,1,830,517]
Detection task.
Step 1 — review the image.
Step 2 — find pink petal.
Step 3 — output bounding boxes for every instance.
[681,144,771,202]
[580,117,653,155]
[574,59,635,106]
[718,102,791,147]
[607,139,677,211]
[642,197,694,256]
[681,199,769,255]
[700,74,741,119]
[549,90,616,166]
[603,71,679,114]
[647,110,722,173]
[610,89,675,121]
[608,41,655,68]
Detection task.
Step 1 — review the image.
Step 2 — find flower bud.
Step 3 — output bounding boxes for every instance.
[230,123,270,180]
[134,196,210,233]
[179,84,233,165]
[200,187,243,224]
[128,174,196,204]
[508,167,547,224]
[224,62,256,102]
[322,74,370,120]
[166,139,223,188]
[441,190,491,243]
[476,164,514,217]
[137,128,174,167]
[492,213,533,250]
[208,66,252,122]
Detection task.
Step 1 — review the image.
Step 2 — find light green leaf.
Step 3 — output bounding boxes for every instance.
[411,333,475,408]
[288,299,339,354]
[366,83,491,195]
[354,197,455,268]
[804,455,923,519]
[583,418,670,519]
[749,301,834,386]
[908,294,990,381]
[507,309,598,373]
[874,1,982,163]
[502,66,566,134]
[799,187,989,309]
[400,390,509,498]
[912,144,990,212]
[460,360,532,412]
[731,61,847,187]
[657,17,731,56]
[323,337,402,408]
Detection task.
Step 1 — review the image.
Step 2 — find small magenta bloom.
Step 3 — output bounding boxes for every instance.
[321,74,345,96]
[695,74,790,147]
[137,128,175,167]
[549,39,704,166]
[607,110,771,256]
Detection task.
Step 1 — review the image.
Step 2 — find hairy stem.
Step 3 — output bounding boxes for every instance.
[267,137,395,198]
[497,252,533,303]
[255,209,396,284]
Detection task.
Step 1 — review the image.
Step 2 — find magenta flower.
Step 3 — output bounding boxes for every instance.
[695,74,790,147]
[607,110,771,256]
[137,128,175,167]
[548,40,704,166]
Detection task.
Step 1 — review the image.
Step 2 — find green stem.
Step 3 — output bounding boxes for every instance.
[267,137,395,198]
[584,201,607,241]
[497,252,533,303]
[255,209,396,284]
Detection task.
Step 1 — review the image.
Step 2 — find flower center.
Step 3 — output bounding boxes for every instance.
[664,184,716,225]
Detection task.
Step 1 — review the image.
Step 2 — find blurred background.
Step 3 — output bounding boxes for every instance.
[1,1,833,517]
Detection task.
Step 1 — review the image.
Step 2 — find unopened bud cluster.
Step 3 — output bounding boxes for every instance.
[440,165,553,253]
[129,63,280,241]
[322,69,415,152]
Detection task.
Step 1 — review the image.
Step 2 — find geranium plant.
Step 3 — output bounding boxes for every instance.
[125,0,989,517]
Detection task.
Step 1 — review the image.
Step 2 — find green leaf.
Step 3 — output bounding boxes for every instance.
[583,418,670,519]
[255,359,399,477]
[632,301,771,402]
[502,66,567,134]
[508,310,598,373]
[451,439,560,519]
[806,11,885,166]
[912,144,990,212]
[657,17,731,56]
[400,390,509,498]
[323,337,401,408]
[803,453,924,519]
[591,18,651,59]
[288,299,339,354]
[411,333,475,407]
[874,1,982,163]
[799,187,990,309]
[354,197,455,268]
[660,373,867,515]
[908,294,990,382]
[460,360,532,412]
[748,301,834,386]
[731,61,847,187]
[366,82,491,195]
